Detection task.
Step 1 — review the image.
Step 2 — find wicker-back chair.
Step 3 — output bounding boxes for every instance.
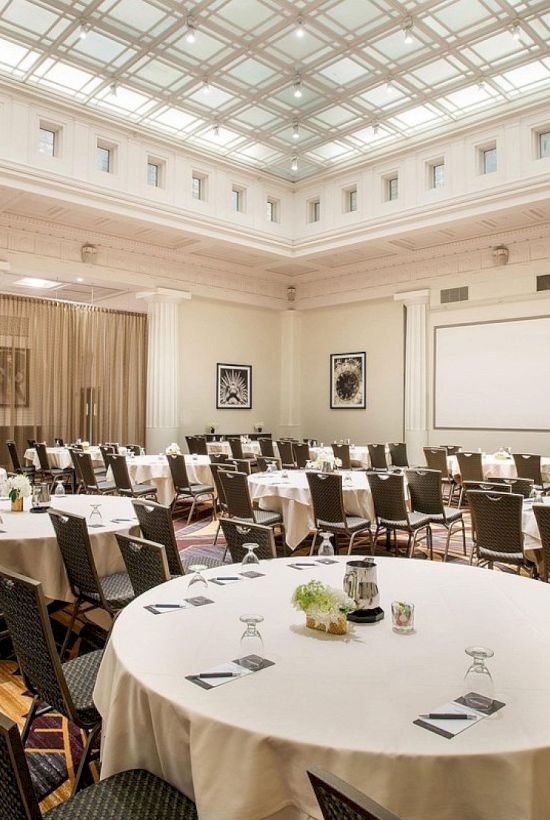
[209,462,237,546]
[0,568,103,793]
[276,440,295,469]
[293,442,310,469]
[126,444,141,456]
[332,443,351,470]
[493,477,534,498]
[440,445,461,455]
[219,518,277,562]
[456,451,484,482]
[0,708,198,819]
[54,437,65,447]
[227,437,245,460]
[219,470,282,529]
[35,442,74,492]
[99,444,116,471]
[406,468,465,561]
[209,452,229,464]
[513,453,550,493]
[256,456,280,472]
[259,438,275,458]
[367,444,387,470]
[131,498,184,576]
[306,471,372,555]
[116,534,170,597]
[533,504,550,582]
[423,446,459,505]
[110,453,157,500]
[76,451,115,494]
[367,471,431,558]
[308,766,400,820]
[388,442,408,468]
[104,442,120,453]
[466,490,527,569]
[186,436,208,456]
[166,453,214,525]
[6,439,34,478]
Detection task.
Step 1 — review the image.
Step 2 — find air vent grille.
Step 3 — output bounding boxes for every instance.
[536,275,550,292]
[440,286,468,304]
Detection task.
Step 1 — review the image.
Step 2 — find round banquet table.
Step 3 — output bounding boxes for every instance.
[24,445,104,470]
[93,557,550,820]
[248,470,375,549]
[109,454,213,506]
[448,453,550,482]
[309,445,372,468]
[0,495,138,601]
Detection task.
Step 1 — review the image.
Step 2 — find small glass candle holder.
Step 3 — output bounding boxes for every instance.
[391,601,415,634]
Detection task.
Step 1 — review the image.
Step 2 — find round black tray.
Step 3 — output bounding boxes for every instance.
[347,607,385,623]
[29,506,51,514]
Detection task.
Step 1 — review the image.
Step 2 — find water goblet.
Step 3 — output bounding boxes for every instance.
[318,531,334,557]
[187,564,208,590]
[239,614,264,669]
[54,478,66,497]
[281,470,288,482]
[241,542,260,568]
[89,504,102,525]
[32,486,41,509]
[463,646,495,711]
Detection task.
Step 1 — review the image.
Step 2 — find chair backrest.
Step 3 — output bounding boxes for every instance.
[388,442,408,468]
[367,444,387,470]
[0,568,76,725]
[209,453,229,464]
[166,453,191,491]
[0,710,42,820]
[100,444,116,470]
[131,498,184,576]
[332,443,351,470]
[308,766,400,820]
[367,472,408,523]
[110,453,134,493]
[423,447,449,475]
[496,477,534,498]
[116,534,169,597]
[219,470,254,519]
[276,440,294,466]
[533,504,550,582]
[210,463,237,510]
[256,456,279,472]
[35,442,51,472]
[68,447,83,483]
[105,442,120,454]
[456,451,484,482]
[306,472,346,525]
[293,442,310,468]
[466,491,523,556]
[27,438,37,449]
[513,453,543,485]
[48,509,104,604]
[54,437,65,447]
[405,469,444,516]
[233,459,252,475]
[76,451,100,492]
[259,438,275,458]
[219,518,277,561]
[186,436,208,456]
[6,440,22,472]
[462,480,511,494]
[440,445,461,455]
[227,438,245,460]
[126,444,141,456]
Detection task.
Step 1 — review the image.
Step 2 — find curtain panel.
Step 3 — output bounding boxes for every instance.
[0,293,147,468]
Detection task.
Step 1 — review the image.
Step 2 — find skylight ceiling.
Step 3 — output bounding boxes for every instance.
[0,0,549,180]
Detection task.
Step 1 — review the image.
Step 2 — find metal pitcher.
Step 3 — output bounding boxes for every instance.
[343,559,380,610]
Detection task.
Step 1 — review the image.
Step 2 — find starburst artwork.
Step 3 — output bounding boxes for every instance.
[217,363,252,409]
[330,352,366,409]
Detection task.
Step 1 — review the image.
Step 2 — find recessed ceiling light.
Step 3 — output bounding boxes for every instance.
[512,22,522,41]
[291,155,298,172]
[295,17,305,38]
[292,121,300,140]
[78,21,89,40]
[293,76,303,98]
[15,277,60,289]
[403,18,414,44]
[76,277,84,283]
[185,19,196,44]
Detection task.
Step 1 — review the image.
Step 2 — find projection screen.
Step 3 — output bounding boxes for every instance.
[434,316,550,430]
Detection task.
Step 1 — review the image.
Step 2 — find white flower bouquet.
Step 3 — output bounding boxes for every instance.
[6,474,32,501]
[292,580,354,634]
[165,442,181,456]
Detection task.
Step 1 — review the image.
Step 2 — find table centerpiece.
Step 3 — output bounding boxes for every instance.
[292,579,354,635]
[7,474,32,512]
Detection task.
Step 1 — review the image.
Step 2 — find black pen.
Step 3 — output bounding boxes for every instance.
[152,603,186,609]
[294,562,315,566]
[419,713,477,720]
[215,576,240,581]
[198,672,240,679]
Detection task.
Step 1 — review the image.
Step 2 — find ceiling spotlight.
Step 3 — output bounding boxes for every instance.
[293,76,303,98]
[185,19,196,44]
[295,17,305,38]
[512,21,521,41]
[78,21,89,40]
[291,155,298,172]
[212,122,220,138]
[76,277,84,283]
[403,18,414,44]
[109,81,118,96]
[373,122,380,136]
[292,121,300,140]
[202,78,210,94]
[477,77,487,91]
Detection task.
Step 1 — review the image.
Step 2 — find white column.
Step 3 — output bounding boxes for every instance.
[394,289,430,466]
[137,288,190,453]
[279,310,302,438]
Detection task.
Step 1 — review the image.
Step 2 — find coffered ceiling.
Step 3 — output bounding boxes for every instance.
[0,0,549,179]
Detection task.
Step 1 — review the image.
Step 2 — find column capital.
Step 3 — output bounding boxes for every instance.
[393,289,430,306]
[136,287,191,304]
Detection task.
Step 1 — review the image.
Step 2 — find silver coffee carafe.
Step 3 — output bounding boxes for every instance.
[343,559,380,610]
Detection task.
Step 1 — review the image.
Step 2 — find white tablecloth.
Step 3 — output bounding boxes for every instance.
[448,453,550,482]
[116,455,213,506]
[309,446,371,468]
[24,446,103,470]
[0,495,138,601]
[94,557,550,820]
[248,471,374,549]
[207,441,263,457]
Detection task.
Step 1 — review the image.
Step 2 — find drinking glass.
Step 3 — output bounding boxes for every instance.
[54,478,66,497]
[239,614,264,668]
[89,504,102,525]
[32,486,41,509]
[318,531,334,557]
[463,646,495,711]
[187,564,208,590]
[391,601,415,634]
[241,543,260,568]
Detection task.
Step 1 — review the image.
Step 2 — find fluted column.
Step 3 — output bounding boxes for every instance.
[279,309,302,438]
[394,289,430,466]
[137,288,190,453]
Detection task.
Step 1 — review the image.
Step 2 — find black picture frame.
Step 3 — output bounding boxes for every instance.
[216,363,252,409]
[330,352,366,409]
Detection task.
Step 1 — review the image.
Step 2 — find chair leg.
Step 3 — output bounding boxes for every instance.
[72,722,101,795]
[20,695,39,745]
[348,532,357,555]
[60,597,82,660]
[309,529,318,556]
[186,498,196,527]
[461,518,467,555]
[406,532,412,558]
[444,526,451,562]
[428,526,433,560]
[213,520,221,546]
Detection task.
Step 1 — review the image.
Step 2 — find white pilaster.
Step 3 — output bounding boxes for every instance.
[279,310,302,438]
[394,289,430,466]
[137,288,191,453]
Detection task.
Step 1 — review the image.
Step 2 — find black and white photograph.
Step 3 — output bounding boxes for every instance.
[216,363,252,409]
[330,352,366,409]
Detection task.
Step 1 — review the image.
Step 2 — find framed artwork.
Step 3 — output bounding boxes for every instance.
[330,352,366,409]
[217,363,252,409]
[0,347,29,407]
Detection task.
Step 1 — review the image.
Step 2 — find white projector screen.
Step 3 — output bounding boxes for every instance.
[434,317,550,430]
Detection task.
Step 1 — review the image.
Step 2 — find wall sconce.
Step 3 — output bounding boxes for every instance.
[80,243,98,264]
[493,245,509,266]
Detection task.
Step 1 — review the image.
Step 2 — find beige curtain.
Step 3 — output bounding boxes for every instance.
[0,294,147,468]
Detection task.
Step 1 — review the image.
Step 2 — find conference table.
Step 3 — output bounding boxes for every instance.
[0,495,138,601]
[93,557,550,820]
[248,470,374,549]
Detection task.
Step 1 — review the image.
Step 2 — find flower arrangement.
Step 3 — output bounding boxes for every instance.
[311,452,342,472]
[292,580,354,634]
[165,442,181,456]
[81,441,90,450]
[6,474,32,501]
[206,423,216,434]
[254,422,264,432]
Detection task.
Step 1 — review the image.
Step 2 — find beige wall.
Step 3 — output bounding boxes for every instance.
[299,299,405,444]
[177,298,282,438]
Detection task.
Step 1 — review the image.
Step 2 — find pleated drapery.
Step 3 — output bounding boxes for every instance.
[0,293,147,467]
